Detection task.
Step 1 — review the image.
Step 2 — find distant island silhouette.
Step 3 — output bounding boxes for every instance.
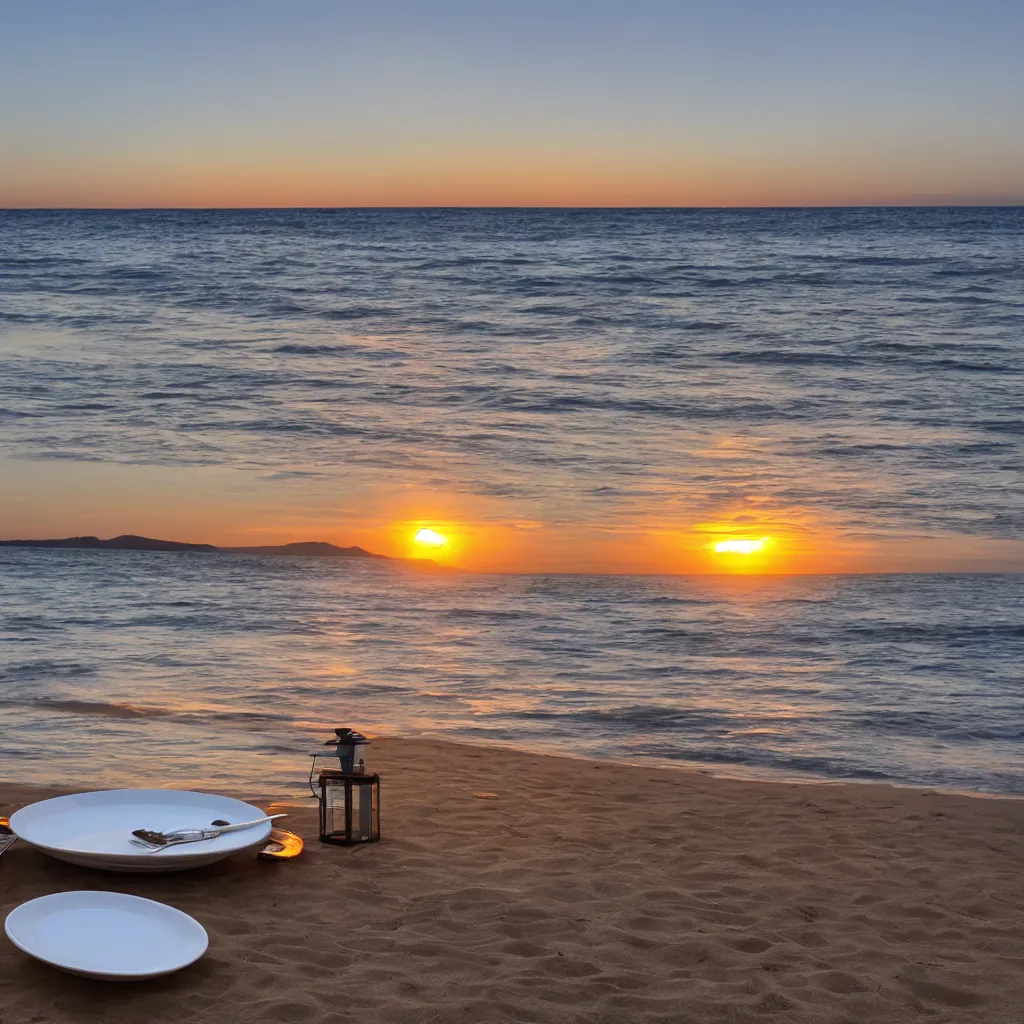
[0,534,439,565]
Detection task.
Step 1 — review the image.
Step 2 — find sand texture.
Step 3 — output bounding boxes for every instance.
[1,738,1022,1023]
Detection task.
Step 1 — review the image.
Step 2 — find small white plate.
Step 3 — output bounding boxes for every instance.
[5,891,208,980]
[10,789,273,872]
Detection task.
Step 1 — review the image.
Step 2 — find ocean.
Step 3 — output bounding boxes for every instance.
[1,208,1022,797]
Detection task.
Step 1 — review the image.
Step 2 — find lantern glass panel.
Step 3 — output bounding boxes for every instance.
[323,776,347,839]
[318,770,380,845]
[351,777,379,842]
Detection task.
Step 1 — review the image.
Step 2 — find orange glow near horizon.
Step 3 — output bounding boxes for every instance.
[3,505,1021,575]
[5,458,1021,575]
[703,533,779,574]
[714,537,770,555]
[414,528,447,548]
[396,519,468,564]
[5,144,1021,209]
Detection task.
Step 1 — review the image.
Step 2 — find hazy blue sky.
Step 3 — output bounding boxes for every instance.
[2,0,1023,205]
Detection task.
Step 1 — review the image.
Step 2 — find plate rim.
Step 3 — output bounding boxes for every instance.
[9,788,272,861]
[4,889,209,978]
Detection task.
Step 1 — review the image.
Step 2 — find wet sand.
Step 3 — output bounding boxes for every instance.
[1,737,1022,1023]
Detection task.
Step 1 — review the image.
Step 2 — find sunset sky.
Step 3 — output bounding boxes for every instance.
[2,0,1023,208]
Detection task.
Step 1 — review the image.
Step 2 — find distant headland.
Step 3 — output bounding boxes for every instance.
[0,534,439,566]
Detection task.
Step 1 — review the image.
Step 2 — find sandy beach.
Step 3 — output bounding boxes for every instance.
[1,738,1022,1024]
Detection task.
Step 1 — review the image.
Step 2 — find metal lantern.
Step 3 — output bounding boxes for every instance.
[325,727,370,772]
[318,769,380,845]
[309,727,380,846]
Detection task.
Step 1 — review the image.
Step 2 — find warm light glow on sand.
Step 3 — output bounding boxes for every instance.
[414,528,447,548]
[714,537,770,555]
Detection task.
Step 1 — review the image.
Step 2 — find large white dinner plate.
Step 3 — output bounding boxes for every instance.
[5,891,208,980]
[10,789,273,872]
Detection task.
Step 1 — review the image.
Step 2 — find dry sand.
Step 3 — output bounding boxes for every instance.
[1,738,1022,1024]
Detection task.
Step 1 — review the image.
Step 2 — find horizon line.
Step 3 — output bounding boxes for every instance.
[2,541,1020,580]
[2,203,1023,213]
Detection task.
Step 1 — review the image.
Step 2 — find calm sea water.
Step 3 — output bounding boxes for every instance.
[0,549,1021,797]
[1,209,1022,796]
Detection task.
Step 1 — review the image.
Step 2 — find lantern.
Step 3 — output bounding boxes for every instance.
[325,727,370,773]
[309,727,381,846]
[318,769,380,845]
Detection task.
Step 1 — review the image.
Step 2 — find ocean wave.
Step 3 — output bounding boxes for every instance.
[629,742,897,781]
[0,698,167,719]
[0,547,1021,794]
[853,710,1024,742]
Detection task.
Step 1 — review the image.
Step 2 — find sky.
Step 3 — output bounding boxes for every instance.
[1,0,1023,208]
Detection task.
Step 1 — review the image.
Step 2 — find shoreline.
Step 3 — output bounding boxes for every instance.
[397,734,1024,804]
[1,731,1022,806]
[2,737,1023,1022]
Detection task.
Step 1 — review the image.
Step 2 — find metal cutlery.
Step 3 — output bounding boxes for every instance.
[129,813,287,852]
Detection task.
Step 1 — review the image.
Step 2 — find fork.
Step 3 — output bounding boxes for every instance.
[129,814,287,852]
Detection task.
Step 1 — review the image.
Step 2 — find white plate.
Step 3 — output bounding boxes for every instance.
[10,789,273,872]
[5,890,208,979]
